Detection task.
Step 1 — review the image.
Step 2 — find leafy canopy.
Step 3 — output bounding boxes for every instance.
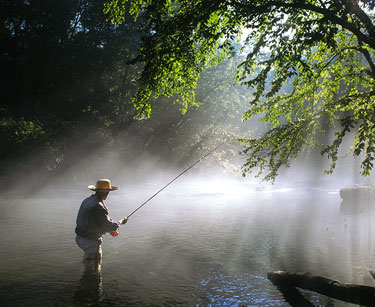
[105,0,375,180]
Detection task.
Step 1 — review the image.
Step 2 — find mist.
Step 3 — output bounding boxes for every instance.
[1,117,374,306]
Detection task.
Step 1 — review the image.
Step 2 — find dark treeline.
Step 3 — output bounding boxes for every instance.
[1,0,139,174]
[0,0,250,186]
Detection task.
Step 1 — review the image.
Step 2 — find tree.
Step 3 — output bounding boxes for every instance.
[0,0,141,174]
[105,0,375,181]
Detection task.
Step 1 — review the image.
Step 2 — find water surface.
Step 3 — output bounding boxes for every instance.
[0,179,374,306]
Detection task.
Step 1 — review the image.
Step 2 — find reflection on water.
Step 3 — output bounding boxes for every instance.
[74,272,103,306]
[0,180,374,306]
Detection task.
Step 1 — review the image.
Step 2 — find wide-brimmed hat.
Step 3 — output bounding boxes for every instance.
[88,179,118,191]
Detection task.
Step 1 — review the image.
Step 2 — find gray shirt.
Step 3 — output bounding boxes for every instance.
[75,195,120,242]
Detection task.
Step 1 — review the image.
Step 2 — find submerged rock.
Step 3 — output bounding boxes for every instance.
[339,185,375,201]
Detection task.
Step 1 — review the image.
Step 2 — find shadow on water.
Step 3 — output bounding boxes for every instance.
[0,273,120,307]
[0,280,77,306]
[340,199,372,216]
[273,285,315,307]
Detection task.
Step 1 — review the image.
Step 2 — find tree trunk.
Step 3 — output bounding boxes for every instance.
[268,271,375,306]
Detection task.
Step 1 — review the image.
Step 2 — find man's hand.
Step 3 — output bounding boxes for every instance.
[109,231,119,237]
[121,217,129,225]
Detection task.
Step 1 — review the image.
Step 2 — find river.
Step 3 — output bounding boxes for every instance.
[0,177,374,306]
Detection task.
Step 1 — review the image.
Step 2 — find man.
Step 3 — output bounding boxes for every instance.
[75,179,128,274]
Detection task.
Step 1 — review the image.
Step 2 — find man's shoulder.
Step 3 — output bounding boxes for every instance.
[81,195,99,209]
[93,201,108,214]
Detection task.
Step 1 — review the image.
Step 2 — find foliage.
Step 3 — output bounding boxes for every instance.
[0,0,140,173]
[241,28,375,180]
[106,0,375,180]
[105,0,241,118]
[117,54,252,171]
[0,116,45,156]
[0,0,251,178]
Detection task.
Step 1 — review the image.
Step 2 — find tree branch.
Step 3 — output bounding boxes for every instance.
[343,0,375,38]
[358,39,375,76]
[232,0,375,49]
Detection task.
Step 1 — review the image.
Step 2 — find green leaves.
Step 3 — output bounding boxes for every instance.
[106,0,242,118]
[239,118,313,181]
[0,117,45,145]
[105,0,375,180]
[240,26,375,180]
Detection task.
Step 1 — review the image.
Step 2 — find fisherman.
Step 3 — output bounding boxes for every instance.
[75,179,128,274]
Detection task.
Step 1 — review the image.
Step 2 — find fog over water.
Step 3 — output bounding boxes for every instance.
[0,145,374,306]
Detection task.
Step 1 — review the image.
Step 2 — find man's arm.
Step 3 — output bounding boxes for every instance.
[92,204,120,233]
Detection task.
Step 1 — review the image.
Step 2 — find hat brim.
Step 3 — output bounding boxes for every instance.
[88,185,118,191]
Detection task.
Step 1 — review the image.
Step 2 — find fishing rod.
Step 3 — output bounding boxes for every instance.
[126,142,224,218]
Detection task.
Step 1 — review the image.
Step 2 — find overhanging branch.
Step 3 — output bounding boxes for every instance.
[231,0,375,49]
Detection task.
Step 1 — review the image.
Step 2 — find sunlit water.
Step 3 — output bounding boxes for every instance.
[0,178,374,306]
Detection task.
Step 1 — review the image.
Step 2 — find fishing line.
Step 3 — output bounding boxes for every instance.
[127,142,224,218]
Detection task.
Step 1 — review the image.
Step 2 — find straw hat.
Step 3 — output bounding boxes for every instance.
[88,179,118,191]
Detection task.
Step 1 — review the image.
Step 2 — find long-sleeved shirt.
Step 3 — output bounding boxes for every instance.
[75,195,120,242]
